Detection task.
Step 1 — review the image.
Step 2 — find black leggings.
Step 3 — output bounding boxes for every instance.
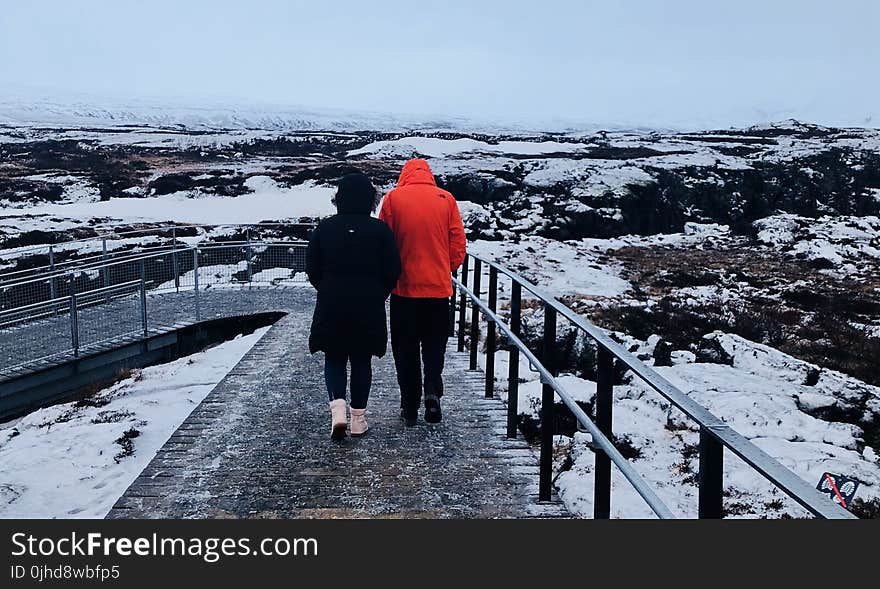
[324,353,372,409]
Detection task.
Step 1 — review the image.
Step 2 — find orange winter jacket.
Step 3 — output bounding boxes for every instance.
[379,159,466,298]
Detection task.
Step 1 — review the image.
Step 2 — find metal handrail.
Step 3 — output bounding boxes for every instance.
[0,239,308,290]
[0,222,316,284]
[454,277,675,519]
[457,252,855,519]
[0,240,311,375]
[73,279,142,300]
[0,221,316,258]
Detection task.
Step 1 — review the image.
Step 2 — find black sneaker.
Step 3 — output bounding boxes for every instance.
[424,394,442,424]
[400,409,418,427]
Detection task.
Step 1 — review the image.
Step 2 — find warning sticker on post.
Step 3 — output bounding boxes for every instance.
[816,472,859,509]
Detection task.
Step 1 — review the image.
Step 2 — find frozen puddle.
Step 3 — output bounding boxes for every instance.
[0,327,270,519]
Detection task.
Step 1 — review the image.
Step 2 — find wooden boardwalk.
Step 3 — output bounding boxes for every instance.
[107,308,568,519]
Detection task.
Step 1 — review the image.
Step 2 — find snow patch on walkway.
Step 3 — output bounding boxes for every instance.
[0,327,269,518]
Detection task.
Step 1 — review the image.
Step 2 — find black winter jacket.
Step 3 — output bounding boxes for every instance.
[306,178,401,358]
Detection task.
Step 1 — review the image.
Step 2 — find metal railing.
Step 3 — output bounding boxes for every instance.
[452,252,855,519]
[0,226,858,519]
[0,222,315,286]
[0,239,309,375]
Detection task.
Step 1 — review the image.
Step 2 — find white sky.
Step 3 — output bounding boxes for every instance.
[1,0,878,129]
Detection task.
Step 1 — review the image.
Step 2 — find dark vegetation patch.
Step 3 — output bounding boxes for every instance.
[0,226,100,250]
[705,123,838,139]
[91,410,135,424]
[75,397,111,409]
[517,393,643,464]
[275,161,399,187]
[0,178,64,203]
[673,442,699,485]
[600,244,880,386]
[712,145,766,157]
[851,497,880,519]
[148,171,250,196]
[231,134,379,158]
[0,140,149,200]
[678,135,778,145]
[629,147,880,235]
[113,428,140,463]
[505,146,686,161]
[437,172,517,205]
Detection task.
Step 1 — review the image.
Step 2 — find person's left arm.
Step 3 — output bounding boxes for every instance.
[380,224,401,297]
[305,224,323,288]
[447,196,466,271]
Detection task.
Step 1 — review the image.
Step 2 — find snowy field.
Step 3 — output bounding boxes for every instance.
[0,328,269,518]
[2,116,879,518]
[480,315,880,518]
[0,177,336,226]
[467,222,880,518]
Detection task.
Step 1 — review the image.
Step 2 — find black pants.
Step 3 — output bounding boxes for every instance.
[324,352,372,409]
[390,294,449,412]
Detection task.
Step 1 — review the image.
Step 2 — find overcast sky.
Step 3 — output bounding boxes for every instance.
[1,0,877,128]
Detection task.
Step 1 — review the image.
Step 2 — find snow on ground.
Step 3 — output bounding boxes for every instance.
[0,178,335,226]
[479,326,880,518]
[755,214,880,277]
[153,263,309,291]
[462,223,734,303]
[0,174,101,210]
[469,237,631,300]
[523,159,655,190]
[46,128,279,150]
[0,327,269,518]
[348,136,590,159]
[154,262,247,291]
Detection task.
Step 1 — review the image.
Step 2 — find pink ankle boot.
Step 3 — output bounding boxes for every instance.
[329,399,347,440]
[350,407,369,437]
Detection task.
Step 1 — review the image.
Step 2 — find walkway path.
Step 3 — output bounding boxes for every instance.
[107,307,569,519]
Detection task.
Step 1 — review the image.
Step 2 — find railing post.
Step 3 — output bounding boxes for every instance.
[448,269,457,337]
[699,427,724,519]
[594,346,614,519]
[49,245,57,315]
[172,226,180,292]
[139,259,148,337]
[101,238,109,303]
[68,273,79,357]
[507,280,522,438]
[469,258,482,370]
[458,255,469,352]
[246,228,253,285]
[193,248,201,322]
[485,266,498,398]
[539,305,557,502]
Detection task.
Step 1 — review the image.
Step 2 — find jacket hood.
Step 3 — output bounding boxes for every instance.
[396,159,436,187]
[334,172,377,214]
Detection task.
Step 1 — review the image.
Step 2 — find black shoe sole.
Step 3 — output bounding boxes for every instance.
[400,411,418,427]
[331,423,347,440]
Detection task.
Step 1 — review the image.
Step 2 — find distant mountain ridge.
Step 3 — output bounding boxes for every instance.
[0,95,615,135]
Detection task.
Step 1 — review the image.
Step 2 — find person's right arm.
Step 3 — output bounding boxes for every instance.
[305,224,322,288]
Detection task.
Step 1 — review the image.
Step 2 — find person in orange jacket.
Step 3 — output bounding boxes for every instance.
[379,159,466,425]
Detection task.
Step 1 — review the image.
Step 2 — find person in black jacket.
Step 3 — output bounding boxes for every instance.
[306,172,401,440]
